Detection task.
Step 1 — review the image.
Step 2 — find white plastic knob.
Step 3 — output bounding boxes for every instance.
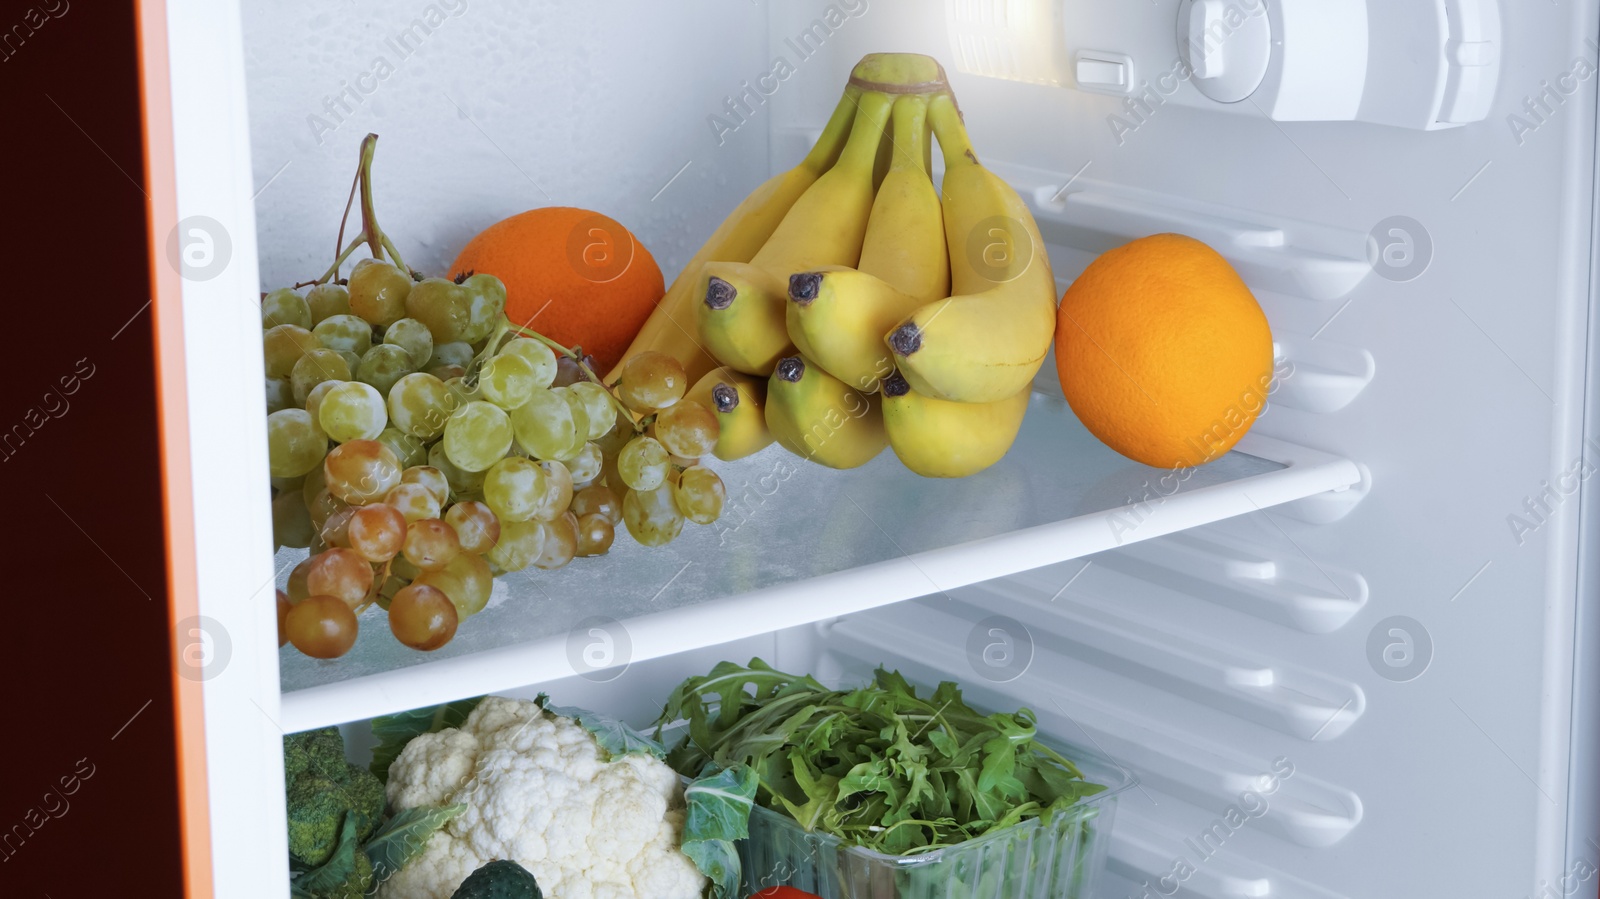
[1175,0,1272,103]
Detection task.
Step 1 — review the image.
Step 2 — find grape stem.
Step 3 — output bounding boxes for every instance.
[305,133,409,287]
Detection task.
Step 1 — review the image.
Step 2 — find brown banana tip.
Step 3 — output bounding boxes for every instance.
[710,383,740,413]
[704,277,736,310]
[776,356,806,383]
[789,272,823,306]
[881,370,911,398]
[888,323,922,357]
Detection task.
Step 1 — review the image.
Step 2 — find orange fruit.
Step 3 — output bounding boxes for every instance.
[1055,234,1274,468]
[449,207,664,371]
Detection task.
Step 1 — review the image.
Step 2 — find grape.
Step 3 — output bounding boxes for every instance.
[305,282,352,325]
[271,473,305,493]
[389,372,454,441]
[533,460,574,522]
[460,273,507,343]
[267,409,327,478]
[415,551,492,617]
[390,554,421,582]
[301,463,328,509]
[324,439,402,503]
[403,518,460,571]
[302,379,339,428]
[306,488,349,533]
[335,349,363,374]
[477,354,537,410]
[428,442,485,494]
[429,341,475,370]
[312,313,374,357]
[377,427,427,469]
[674,466,726,525]
[566,442,603,486]
[357,344,415,397]
[291,348,352,405]
[318,380,388,442]
[485,518,544,573]
[623,484,685,547]
[617,351,686,412]
[384,482,442,523]
[306,547,374,608]
[348,258,411,327]
[571,484,622,525]
[286,558,313,602]
[575,513,615,557]
[348,503,406,562]
[426,363,467,382]
[445,501,500,554]
[406,277,471,342]
[533,512,578,569]
[443,401,513,472]
[375,573,407,610]
[388,583,458,651]
[509,389,577,460]
[263,287,311,330]
[266,377,294,414]
[617,436,669,491]
[401,465,450,505]
[264,324,320,380]
[551,387,590,459]
[551,353,598,388]
[499,338,558,388]
[272,491,315,549]
[276,590,291,647]
[383,317,434,367]
[567,382,616,440]
[654,399,720,458]
[483,456,547,522]
[286,595,358,658]
[319,504,355,547]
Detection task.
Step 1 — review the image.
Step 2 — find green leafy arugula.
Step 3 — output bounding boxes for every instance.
[654,659,1105,857]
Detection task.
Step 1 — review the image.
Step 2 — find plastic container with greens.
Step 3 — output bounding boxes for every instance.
[655,660,1136,899]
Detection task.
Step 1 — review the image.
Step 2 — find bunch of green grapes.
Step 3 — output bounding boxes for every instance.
[264,264,727,661]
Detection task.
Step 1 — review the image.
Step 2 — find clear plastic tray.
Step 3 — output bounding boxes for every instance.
[735,746,1136,899]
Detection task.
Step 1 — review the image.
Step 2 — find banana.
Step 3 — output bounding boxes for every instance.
[764,353,886,469]
[605,86,862,386]
[788,94,948,392]
[880,370,1031,477]
[699,92,895,375]
[752,89,891,275]
[695,261,792,376]
[886,92,1057,403]
[685,365,773,461]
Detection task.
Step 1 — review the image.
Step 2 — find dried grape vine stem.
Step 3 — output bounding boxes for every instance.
[301,133,409,288]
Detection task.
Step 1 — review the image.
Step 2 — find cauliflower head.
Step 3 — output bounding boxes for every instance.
[380,696,705,899]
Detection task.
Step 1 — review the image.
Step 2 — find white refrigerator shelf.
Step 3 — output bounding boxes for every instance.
[277,393,1361,732]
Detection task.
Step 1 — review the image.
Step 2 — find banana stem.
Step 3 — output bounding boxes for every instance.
[927,93,976,171]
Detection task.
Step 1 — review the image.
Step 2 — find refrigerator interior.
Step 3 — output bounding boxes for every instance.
[182,0,1600,896]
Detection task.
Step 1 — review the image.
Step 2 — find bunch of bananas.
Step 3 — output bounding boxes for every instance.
[608,54,1055,478]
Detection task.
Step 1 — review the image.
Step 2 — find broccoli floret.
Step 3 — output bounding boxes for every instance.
[292,812,377,899]
[287,776,347,867]
[342,763,384,843]
[283,728,387,866]
[285,727,349,784]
